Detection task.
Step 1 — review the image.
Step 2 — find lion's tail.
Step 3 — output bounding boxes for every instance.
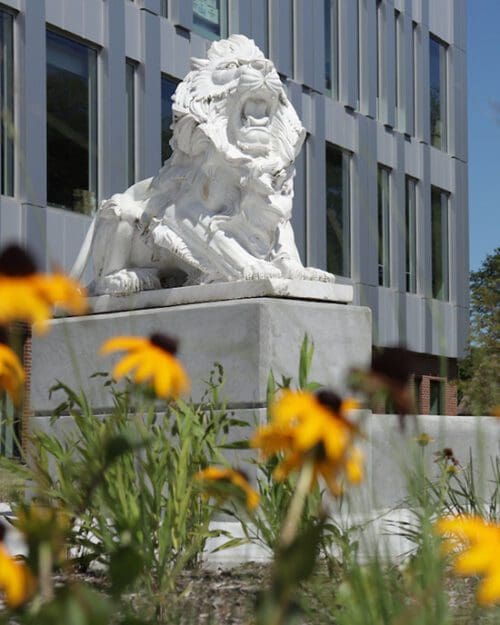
[70,215,97,282]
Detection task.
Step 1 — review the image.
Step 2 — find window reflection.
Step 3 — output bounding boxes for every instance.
[46,31,98,214]
[161,75,178,163]
[326,144,351,277]
[193,0,228,41]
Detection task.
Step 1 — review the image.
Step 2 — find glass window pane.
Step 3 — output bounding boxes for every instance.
[324,0,339,97]
[161,75,178,164]
[430,35,447,150]
[431,187,449,300]
[326,144,350,277]
[160,0,168,18]
[405,176,417,293]
[193,0,228,41]
[377,166,390,286]
[126,61,135,187]
[46,31,98,214]
[430,379,444,415]
[0,10,14,196]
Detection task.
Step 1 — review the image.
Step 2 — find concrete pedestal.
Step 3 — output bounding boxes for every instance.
[31,292,371,416]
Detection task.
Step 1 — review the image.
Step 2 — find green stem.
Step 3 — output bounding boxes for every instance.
[280,459,314,548]
[39,542,54,602]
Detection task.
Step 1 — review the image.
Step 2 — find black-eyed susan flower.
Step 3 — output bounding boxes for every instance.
[195,466,260,511]
[100,333,189,399]
[0,244,87,331]
[251,389,363,496]
[0,540,35,609]
[0,337,25,404]
[436,515,500,606]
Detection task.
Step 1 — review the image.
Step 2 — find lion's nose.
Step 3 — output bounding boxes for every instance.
[251,59,273,75]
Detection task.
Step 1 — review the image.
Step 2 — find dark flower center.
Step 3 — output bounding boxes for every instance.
[0,326,8,346]
[316,390,342,414]
[149,333,179,355]
[0,245,37,277]
[371,346,412,386]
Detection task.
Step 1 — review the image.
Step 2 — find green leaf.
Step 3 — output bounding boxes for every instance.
[274,520,323,590]
[109,545,143,594]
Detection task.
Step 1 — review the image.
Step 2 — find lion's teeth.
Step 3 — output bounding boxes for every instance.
[245,115,270,127]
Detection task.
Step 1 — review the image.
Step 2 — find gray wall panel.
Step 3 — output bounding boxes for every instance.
[306,93,326,269]
[137,8,161,179]
[22,203,47,270]
[452,158,469,310]
[18,0,46,206]
[170,0,193,32]
[100,0,127,197]
[269,0,293,78]
[0,198,22,244]
[125,1,142,61]
[358,0,377,119]
[294,0,323,92]
[354,116,377,286]
[417,143,432,299]
[391,132,406,292]
[448,46,467,162]
[338,0,358,109]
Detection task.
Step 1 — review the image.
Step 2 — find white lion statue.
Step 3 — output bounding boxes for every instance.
[72,34,334,294]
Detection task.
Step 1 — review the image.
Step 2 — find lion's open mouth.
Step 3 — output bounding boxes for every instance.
[240,97,272,128]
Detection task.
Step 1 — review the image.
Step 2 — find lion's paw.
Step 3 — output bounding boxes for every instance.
[241,262,282,281]
[93,268,161,295]
[275,261,335,283]
[300,267,335,283]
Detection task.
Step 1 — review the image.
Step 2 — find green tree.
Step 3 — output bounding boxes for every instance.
[459,247,500,415]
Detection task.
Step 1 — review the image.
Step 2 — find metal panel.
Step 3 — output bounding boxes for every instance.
[448,46,467,162]
[18,0,46,206]
[0,197,22,244]
[377,0,396,127]
[137,8,161,179]
[294,0,323,91]
[305,93,326,269]
[358,0,377,119]
[125,0,142,61]
[451,0,466,51]
[100,0,127,197]
[451,158,468,309]
[390,132,406,292]
[414,21,430,144]
[230,0,268,55]
[169,0,193,32]
[338,0,358,109]
[354,115,378,285]
[417,143,432,299]
[22,203,47,270]
[269,0,293,78]
[83,0,105,45]
[402,13,414,135]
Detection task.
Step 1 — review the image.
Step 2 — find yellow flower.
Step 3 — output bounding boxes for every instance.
[100,333,189,399]
[435,515,500,605]
[0,342,25,404]
[415,432,434,447]
[252,389,363,496]
[0,544,35,608]
[195,466,260,511]
[0,245,87,331]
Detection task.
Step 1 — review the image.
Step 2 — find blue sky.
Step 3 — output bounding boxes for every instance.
[467,1,500,270]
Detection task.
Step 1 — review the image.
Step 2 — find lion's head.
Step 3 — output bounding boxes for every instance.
[170,35,305,175]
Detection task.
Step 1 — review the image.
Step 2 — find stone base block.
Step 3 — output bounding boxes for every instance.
[31,296,372,415]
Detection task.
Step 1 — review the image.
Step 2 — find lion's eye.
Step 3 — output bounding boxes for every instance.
[224,62,238,70]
